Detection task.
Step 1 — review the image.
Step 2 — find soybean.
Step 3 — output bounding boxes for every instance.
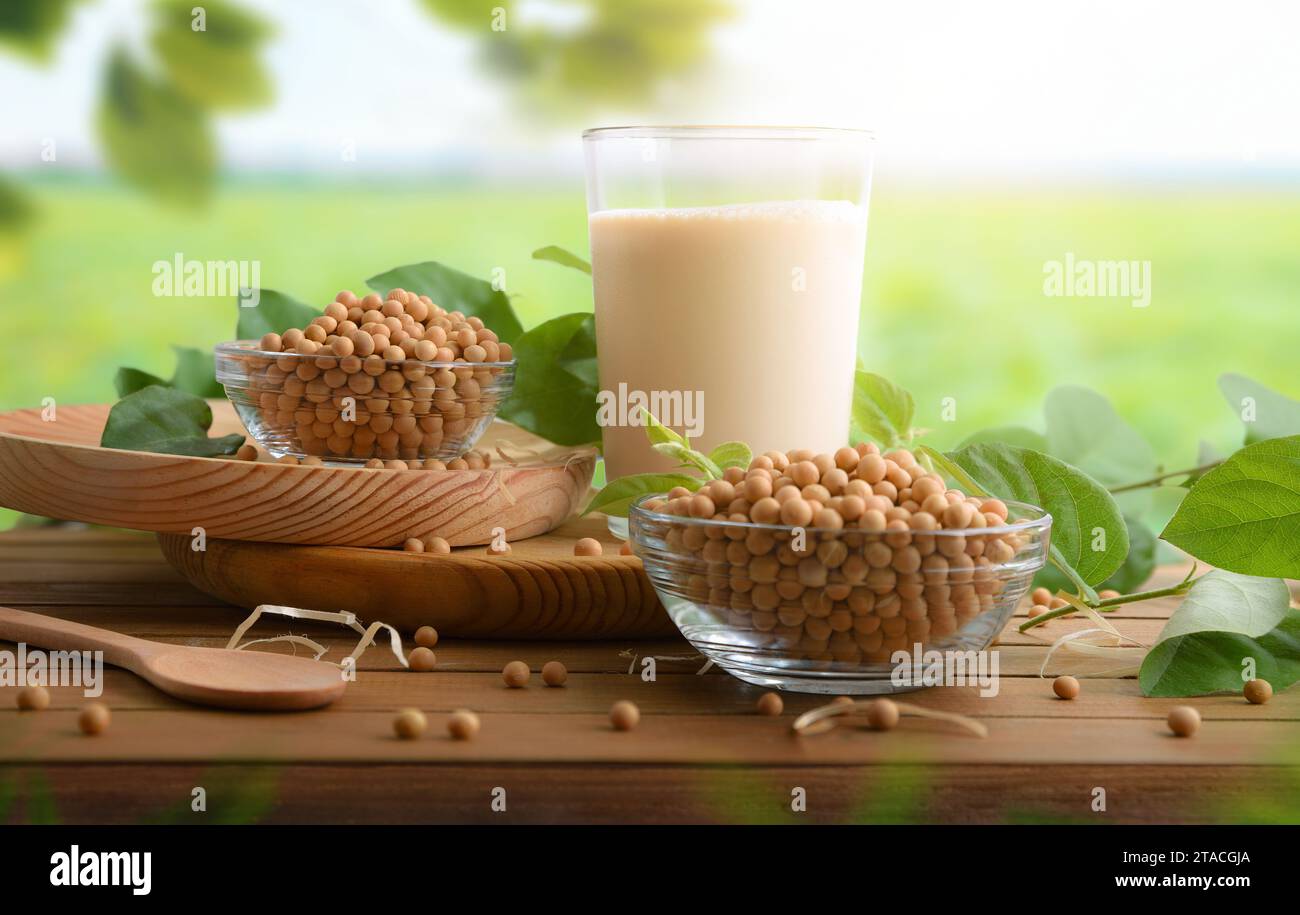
[541,660,568,687]
[447,709,480,740]
[610,700,640,731]
[866,698,900,731]
[1244,679,1273,705]
[16,685,49,711]
[236,289,514,463]
[393,708,427,740]
[652,441,1031,668]
[79,702,111,736]
[1052,675,1080,700]
[1168,705,1201,737]
[409,647,437,672]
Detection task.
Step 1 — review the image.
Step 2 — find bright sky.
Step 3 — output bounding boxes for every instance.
[3,0,1299,178]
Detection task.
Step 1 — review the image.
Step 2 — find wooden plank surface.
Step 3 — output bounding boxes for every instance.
[1,527,1299,824]
[1,711,1292,766]
[7,764,1292,825]
[13,671,1300,720]
[0,626,1152,678]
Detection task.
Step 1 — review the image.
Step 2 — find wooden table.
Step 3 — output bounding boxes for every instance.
[2,527,1297,824]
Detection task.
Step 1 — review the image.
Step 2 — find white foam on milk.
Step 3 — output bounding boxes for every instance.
[591,199,864,225]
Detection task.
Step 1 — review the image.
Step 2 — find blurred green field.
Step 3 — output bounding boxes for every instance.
[2,178,1297,530]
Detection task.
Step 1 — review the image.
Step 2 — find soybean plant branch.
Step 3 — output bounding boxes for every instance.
[1017,577,1200,632]
[1107,461,1222,494]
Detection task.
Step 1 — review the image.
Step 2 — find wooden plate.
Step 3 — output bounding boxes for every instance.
[0,401,596,548]
[158,516,674,639]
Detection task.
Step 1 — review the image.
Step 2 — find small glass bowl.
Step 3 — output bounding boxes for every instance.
[215,341,515,464]
[629,496,1051,694]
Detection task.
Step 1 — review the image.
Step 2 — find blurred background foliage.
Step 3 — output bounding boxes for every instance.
[0,0,85,62]
[423,0,733,118]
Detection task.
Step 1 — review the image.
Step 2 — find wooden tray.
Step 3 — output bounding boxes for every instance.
[0,401,596,548]
[158,516,674,639]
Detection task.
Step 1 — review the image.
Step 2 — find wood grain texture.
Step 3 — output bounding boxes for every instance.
[157,515,676,639]
[2,528,1299,825]
[9,764,1291,824]
[15,669,1300,720]
[3,709,1295,766]
[0,402,596,547]
[0,630,1168,677]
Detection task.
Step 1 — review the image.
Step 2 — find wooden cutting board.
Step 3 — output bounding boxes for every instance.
[157,516,674,639]
[0,401,597,548]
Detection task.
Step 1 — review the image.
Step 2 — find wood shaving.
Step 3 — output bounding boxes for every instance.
[1034,593,1147,678]
[617,648,711,675]
[226,604,410,669]
[791,698,988,738]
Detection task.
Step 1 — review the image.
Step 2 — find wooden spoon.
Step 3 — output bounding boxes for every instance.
[0,606,346,711]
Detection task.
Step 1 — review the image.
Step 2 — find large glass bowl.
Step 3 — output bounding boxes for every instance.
[629,495,1051,694]
[215,341,515,463]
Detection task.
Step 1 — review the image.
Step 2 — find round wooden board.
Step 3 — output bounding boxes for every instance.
[0,401,597,548]
[158,516,674,639]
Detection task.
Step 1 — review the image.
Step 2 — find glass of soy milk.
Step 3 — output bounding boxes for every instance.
[583,126,874,481]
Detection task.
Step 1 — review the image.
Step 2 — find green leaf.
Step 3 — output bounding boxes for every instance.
[957,425,1047,452]
[235,288,318,342]
[1033,514,1157,595]
[1144,615,1300,699]
[497,312,600,447]
[918,445,990,497]
[852,371,914,447]
[642,409,688,448]
[1139,571,1296,697]
[170,345,223,398]
[532,245,592,275]
[1043,385,1156,517]
[653,441,722,480]
[114,346,222,401]
[949,442,1128,588]
[96,47,216,208]
[638,409,726,478]
[150,0,274,111]
[0,174,34,234]
[583,472,702,518]
[1100,516,1157,593]
[1142,615,1300,699]
[1218,373,1300,444]
[101,386,244,457]
[114,367,168,398]
[366,261,524,344]
[1158,571,1289,642]
[0,0,83,63]
[1044,386,1156,484]
[925,443,1096,600]
[154,0,271,41]
[708,441,752,471]
[1161,434,1300,578]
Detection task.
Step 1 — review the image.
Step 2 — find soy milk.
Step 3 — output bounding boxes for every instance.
[589,200,868,479]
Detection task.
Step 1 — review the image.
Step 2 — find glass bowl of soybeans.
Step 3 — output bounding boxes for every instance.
[215,341,516,464]
[629,491,1051,694]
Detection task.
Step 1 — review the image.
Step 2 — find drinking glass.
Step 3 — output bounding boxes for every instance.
[583,126,874,488]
